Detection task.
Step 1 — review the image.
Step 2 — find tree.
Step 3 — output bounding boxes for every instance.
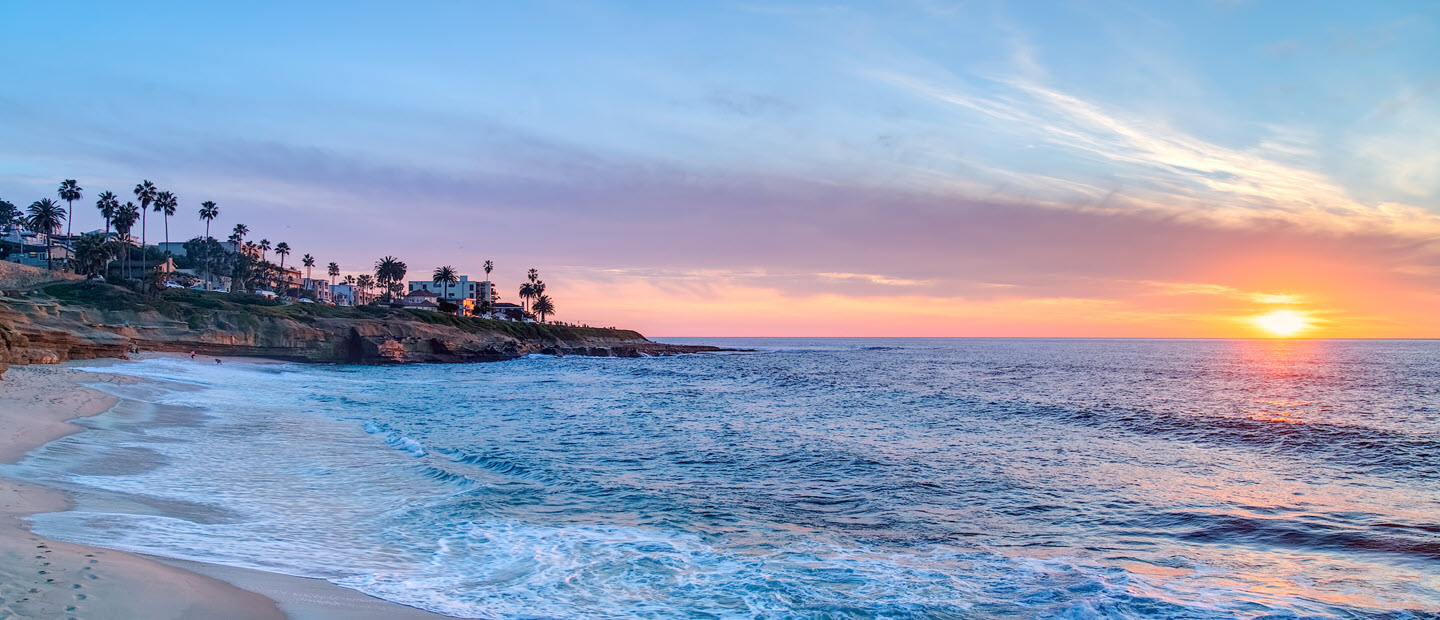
[70,233,114,277]
[532,294,555,323]
[518,282,534,313]
[231,223,248,245]
[355,274,374,305]
[374,256,407,301]
[112,203,140,278]
[327,261,340,285]
[483,259,493,282]
[95,191,119,235]
[133,180,157,249]
[258,239,271,262]
[183,236,230,288]
[274,242,292,293]
[0,199,19,234]
[58,179,82,241]
[199,201,219,240]
[433,265,458,311]
[154,191,178,253]
[302,254,315,280]
[25,199,67,270]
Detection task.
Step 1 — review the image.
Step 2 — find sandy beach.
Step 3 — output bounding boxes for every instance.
[0,358,448,620]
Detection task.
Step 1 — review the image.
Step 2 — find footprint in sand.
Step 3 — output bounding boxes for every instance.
[75,593,86,600]
[72,584,82,589]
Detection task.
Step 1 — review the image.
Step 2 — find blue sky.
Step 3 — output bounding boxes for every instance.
[3,1,1438,335]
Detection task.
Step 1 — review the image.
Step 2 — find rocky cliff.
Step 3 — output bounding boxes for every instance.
[0,282,721,377]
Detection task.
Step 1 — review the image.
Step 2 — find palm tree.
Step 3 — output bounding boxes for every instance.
[199,201,219,239]
[518,282,534,313]
[58,179,82,241]
[112,202,139,278]
[71,233,114,277]
[258,239,271,262]
[302,254,315,281]
[328,261,340,285]
[275,242,291,270]
[95,191,119,235]
[433,265,458,310]
[154,191,177,253]
[133,180,157,249]
[531,294,555,323]
[483,260,493,282]
[374,256,407,300]
[26,199,67,270]
[231,223,248,245]
[355,274,375,305]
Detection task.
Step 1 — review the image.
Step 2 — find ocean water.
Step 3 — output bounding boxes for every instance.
[7,338,1440,619]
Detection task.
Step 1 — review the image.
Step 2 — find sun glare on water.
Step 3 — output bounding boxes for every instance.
[1253,310,1312,337]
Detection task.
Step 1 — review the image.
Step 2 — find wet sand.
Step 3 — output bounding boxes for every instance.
[0,359,448,619]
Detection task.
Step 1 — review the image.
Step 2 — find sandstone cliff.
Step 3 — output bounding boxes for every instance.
[0,282,719,376]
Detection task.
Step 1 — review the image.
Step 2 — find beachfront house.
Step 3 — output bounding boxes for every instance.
[407,276,493,304]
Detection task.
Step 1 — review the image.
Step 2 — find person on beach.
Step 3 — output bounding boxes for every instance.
[216,358,222,365]
[190,350,196,359]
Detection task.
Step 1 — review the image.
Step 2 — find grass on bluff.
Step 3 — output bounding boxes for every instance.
[40,281,645,342]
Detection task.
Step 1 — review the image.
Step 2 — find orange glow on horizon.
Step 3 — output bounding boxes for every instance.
[1252,310,1313,337]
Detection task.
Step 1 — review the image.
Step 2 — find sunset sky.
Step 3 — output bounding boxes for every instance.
[3,1,1437,337]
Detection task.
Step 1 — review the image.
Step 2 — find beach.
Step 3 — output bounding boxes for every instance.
[0,358,447,620]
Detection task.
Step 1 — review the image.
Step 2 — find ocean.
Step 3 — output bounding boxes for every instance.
[6,338,1439,618]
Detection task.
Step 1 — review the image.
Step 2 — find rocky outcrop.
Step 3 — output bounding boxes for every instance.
[0,262,84,291]
[0,283,724,376]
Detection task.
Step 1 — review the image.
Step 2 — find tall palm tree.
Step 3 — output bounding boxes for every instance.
[518,282,534,313]
[199,201,219,239]
[231,223,248,245]
[302,254,315,281]
[58,179,82,241]
[258,239,271,262]
[531,294,555,323]
[275,242,292,292]
[154,191,178,253]
[328,261,340,285]
[483,260,493,282]
[133,180,157,249]
[528,268,538,285]
[433,265,458,309]
[95,191,119,235]
[26,199,67,270]
[113,202,139,278]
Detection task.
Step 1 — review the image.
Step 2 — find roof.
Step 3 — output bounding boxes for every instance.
[404,288,438,298]
[492,302,522,308]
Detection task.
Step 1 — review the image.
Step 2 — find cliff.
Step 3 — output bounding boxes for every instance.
[0,281,720,376]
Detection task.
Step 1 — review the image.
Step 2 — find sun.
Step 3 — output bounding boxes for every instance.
[1253,310,1311,337]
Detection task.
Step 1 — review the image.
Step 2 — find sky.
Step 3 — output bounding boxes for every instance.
[2,1,1438,337]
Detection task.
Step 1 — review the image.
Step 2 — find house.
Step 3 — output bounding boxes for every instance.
[407,276,493,303]
[329,284,356,306]
[488,302,525,321]
[104,257,178,278]
[303,278,333,302]
[401,288,440,311]
[156,240,237,257]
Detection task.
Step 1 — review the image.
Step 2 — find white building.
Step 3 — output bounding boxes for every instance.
[407,276,493,303]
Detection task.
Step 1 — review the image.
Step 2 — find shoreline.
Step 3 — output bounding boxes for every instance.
[0,357,450,619]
